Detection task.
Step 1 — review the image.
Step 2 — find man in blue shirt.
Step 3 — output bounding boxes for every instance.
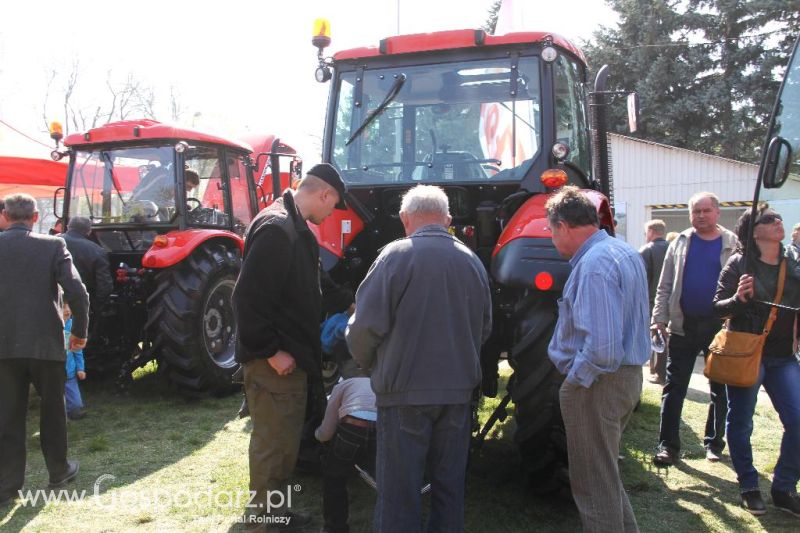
[652,192,738,466]
[547,186,650,533]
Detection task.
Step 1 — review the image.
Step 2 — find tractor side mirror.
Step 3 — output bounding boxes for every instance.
[762,136,792,189]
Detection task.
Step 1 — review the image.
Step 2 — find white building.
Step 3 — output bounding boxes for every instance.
[610,133,800,250]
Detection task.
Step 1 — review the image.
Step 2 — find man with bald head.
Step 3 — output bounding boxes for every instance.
[233,163,346,528]
[346,185,492,532]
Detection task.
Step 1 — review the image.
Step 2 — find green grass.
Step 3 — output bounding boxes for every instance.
[1,364,796,532]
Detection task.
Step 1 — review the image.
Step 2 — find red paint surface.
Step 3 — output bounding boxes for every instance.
[141,229,243,269]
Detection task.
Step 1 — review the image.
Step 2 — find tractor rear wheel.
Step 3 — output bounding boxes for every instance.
[508,292,569,495]
[146,241,241,393]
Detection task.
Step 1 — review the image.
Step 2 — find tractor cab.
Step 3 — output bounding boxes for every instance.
[54,120,258,257]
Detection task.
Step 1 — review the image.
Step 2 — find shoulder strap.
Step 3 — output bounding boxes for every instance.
[763,259,787,335]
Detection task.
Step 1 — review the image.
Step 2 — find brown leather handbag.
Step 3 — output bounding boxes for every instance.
[704,260,786,387]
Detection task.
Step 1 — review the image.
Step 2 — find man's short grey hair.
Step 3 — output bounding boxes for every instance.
[68,216,92,235]
[792,222,800,232]
[399,185,450,218]
[688,191,720,210]
[644,219,666,235]
[544,186,599,228]
[3,193,38,222]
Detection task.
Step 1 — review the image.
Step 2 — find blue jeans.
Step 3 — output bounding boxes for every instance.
[727,356,800,493]
[375,404,471,533]
[64,377,83,414]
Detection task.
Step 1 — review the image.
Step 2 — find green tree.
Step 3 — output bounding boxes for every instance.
[585,0,799,162]
[684,0,799,159]
[483,0,502,34]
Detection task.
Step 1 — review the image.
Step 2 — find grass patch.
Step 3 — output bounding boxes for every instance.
[87,435,109,453]
[0,363,793,532]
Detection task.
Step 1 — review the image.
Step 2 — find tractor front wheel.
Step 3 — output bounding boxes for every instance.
[146,242,241,393]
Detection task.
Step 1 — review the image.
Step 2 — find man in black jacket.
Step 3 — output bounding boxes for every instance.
[0,194,89,506]
[639,219,669,384]
[61,216,113,313]
[233,163,346,527]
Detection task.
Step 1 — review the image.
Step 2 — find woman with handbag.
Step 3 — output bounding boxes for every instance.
[713,204,800,517]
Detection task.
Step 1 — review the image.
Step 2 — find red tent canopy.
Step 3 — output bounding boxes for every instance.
[0,156,67,199]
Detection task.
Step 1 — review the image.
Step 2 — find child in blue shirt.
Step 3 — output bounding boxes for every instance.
[63,304,86,420]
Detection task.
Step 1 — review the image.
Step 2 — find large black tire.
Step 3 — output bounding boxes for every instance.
[508,292,569,494]
[145,241,241,393]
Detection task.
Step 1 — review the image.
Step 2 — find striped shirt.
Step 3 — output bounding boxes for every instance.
[548,229,650,388]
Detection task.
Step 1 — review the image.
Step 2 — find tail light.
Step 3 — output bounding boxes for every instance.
[534,271,554,291]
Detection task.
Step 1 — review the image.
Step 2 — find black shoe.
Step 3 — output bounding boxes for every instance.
[741,490,767,516]
[772,490,800,517]
[48,460,79,489]
[68,408,87,420]
[653,446,676,467]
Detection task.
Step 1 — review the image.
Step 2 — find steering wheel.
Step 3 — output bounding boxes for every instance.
[186,198,202,211]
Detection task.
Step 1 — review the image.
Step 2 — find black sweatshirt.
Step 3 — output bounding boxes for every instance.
[233,191,323,383]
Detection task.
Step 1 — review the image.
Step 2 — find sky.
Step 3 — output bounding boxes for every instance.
[0,0,618,161]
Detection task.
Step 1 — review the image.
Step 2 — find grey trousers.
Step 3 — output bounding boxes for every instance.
[560,365,642,533]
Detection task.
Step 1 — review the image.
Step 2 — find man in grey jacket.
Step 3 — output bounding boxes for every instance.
[0,194,89,505]
[346,185,492,533]
[652,192,739,466]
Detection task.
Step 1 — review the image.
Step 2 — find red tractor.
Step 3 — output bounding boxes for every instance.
[310,25,636,491]
[49,119,299,393]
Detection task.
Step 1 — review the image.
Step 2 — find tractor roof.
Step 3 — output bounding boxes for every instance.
[333,29,586,64]
[63,119,254,153]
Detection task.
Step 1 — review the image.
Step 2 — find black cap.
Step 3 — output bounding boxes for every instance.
[307,163,347,210]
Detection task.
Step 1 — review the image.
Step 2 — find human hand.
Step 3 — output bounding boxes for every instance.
[77,371,86,380]
[737,274,755,303]
[268,350,296,376]
[69,335,87,351]
[650,322,667,336]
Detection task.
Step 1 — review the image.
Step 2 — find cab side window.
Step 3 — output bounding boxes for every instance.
[186,147,230,227]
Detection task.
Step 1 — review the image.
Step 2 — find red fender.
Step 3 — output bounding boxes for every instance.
[493,189,613,256]
[141,229,244,269]
[308,207,365,258]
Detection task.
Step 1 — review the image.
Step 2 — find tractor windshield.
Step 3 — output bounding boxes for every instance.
[331,56,542,185]
[68,146,177,225]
